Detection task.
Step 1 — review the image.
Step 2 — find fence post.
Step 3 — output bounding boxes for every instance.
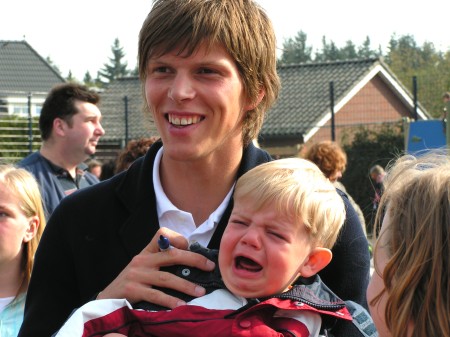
[124,95,129,145]
[412,76,418,121]
[27,92,33,154]
[329,81,335,141]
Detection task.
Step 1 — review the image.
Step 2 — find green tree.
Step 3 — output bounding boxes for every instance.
[66,70,76,82]
[315,36,341,61]
[357,36,381,59]
[279,30,312,64]
[98,38,129,83]
[340,40,358,60]
[83,71,97,87]
[385,34,450,118]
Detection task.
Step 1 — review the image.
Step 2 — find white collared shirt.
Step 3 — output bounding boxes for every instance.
[153,147,234,247]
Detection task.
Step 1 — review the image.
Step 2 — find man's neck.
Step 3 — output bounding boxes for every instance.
[160,147,243,226]
[40,143,84,178]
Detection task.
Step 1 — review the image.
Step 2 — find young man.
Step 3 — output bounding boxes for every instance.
[55,159,375,337]
[18,1,369,336]
[17,83,105,217]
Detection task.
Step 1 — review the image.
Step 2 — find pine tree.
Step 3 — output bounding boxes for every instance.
[279,31,312,64]
[357,37,380,59]
[315,37,341,62]
[98,38,129,84]
[340,40,358,60]
[66,70,76,82]
[83,71,98,88]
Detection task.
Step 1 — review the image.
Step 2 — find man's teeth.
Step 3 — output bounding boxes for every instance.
[168,115,201,126]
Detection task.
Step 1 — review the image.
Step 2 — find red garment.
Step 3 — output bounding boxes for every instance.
[79,297,351,337]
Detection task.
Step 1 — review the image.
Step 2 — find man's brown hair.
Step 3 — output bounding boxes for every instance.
[138,0,280,146]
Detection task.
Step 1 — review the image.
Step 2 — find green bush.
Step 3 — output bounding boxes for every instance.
[0,116,40,162]
[341,122,404,235]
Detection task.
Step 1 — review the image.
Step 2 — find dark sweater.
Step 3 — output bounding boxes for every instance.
[18,141,370,337]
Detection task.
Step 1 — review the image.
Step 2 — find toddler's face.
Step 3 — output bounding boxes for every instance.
[218,196,312,298]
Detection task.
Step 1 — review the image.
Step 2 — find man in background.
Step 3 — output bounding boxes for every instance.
[18,83,105,217]
[86,158,103,179]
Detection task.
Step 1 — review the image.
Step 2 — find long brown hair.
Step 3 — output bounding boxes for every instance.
[371,153,450,337]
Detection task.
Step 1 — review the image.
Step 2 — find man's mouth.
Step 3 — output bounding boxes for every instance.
[167,114,203,126]
[235,256,262,272]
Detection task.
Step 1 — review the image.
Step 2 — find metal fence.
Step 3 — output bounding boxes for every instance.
[1,74,447,163]
[0,91,42,163]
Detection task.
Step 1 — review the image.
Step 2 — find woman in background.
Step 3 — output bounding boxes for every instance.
[303,140,367,236]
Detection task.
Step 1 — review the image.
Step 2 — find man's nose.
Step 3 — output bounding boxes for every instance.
[96,122,105,136]
[168,73,196,102]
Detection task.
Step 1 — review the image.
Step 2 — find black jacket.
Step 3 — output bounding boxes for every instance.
[18,141,370,337]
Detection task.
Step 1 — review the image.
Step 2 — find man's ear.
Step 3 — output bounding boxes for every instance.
[244,88,265,111]
[53,118,67,136]
[298,248,332,278]
[23,216,39,243]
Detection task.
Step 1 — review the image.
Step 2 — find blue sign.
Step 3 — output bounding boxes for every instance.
[406,120,446,154]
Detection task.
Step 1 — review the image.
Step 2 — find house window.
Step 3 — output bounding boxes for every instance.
[13,104,29,116]
[12,103,41,117]
[0,99,7,113]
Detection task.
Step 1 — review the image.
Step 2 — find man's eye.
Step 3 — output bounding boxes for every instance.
[150,66,170,74]
[198,68,215,74]
[155,67,169,73]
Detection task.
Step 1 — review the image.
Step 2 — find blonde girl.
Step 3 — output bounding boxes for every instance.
[0,165,46,336]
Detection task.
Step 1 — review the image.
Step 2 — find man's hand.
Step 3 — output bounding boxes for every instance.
[97,228,215,309]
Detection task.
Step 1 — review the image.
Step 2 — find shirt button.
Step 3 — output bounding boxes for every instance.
[239,320,252,328]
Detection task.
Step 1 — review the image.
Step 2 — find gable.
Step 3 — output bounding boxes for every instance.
[259,58,429,144]
[0,40,65,93]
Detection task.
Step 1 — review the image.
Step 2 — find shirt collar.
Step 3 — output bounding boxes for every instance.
[153,147,234,226]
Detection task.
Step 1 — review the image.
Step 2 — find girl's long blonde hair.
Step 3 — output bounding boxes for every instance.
[0,165,46,295]
[372,152,450,337]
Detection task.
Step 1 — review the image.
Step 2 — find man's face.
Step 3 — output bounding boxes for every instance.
[218,196,312,298]
[63,101,105,158]
[144,42,253,164]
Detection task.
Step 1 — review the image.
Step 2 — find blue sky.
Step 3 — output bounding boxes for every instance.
[2,0,448,80]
